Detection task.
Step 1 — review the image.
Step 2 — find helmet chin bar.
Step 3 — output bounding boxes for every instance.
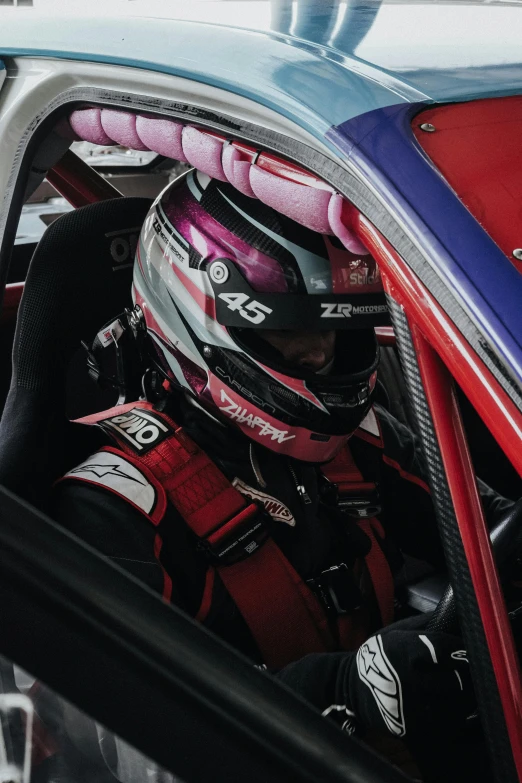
[209,260,390,331]
[207,371,354,464]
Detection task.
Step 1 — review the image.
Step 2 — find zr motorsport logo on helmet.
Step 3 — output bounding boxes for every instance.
[320,303,388,319]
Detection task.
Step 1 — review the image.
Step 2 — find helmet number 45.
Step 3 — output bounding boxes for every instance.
[218,293,273,325]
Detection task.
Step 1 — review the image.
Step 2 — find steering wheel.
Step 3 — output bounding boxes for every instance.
[427,498,522,634]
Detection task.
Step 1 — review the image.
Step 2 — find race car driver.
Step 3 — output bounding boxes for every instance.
[52,171,510,781]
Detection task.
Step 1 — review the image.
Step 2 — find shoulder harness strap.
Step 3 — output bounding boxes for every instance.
[321,409,394,632]
[76,402,336,668]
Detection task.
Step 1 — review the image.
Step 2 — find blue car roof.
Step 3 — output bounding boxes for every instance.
[1,1,522,135]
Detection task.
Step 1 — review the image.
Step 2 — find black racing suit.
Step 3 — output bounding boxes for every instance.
[52,398,511,781]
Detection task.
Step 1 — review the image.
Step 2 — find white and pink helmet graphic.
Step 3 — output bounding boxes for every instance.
[133,170,386,462]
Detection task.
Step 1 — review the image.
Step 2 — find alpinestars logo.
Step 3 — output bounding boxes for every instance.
[100,408,172,452]
[64,451,157,516]
[233,478,296,526]
[357,634,405,737]
[321,303,388,318]
[69,463,146,484]
[218,390,295,443]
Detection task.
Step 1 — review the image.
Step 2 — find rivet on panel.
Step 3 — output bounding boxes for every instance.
[419,123,436,133]
[513,249,522,261]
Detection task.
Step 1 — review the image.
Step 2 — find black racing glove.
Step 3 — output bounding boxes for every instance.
[347,629,475,741]
[275,627,475,742]
[275,628,481,783]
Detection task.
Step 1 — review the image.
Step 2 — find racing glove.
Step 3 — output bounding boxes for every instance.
[348,628,475,740]
[275,628,475,741]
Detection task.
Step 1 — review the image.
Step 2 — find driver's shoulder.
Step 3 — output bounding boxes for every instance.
[350,404,421,476]
[56,442,166,527]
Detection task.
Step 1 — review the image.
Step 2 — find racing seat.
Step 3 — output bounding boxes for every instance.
[0,197,152,510]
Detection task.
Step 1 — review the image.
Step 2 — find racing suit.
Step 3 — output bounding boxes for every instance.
[52,398,510,781]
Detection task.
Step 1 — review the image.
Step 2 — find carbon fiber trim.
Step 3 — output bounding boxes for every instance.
[388,294,517,783]
[1,83,520,412]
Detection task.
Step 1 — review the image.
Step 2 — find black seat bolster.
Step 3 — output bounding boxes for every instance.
[405,574,448,614]
[0,197,152,509]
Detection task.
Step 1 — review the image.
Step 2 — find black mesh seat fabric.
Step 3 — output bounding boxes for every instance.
[0,198,152,509]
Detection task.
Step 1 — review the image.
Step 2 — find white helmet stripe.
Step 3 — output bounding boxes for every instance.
[157,202,190,251]
[134,269,205,363]
[142,231,236,351]
[186,169,211,202]
[217,187,332,294]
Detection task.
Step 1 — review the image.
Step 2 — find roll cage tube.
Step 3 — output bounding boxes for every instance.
[0,486,409,783]
[355,220,522,480]
[46,150,123,207]
[414,329,522,753]
[359,219,522,783]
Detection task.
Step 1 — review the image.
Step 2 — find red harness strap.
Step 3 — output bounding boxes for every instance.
[322,446,395,631]
[358,519,394,628]
[78,402,394,665]
[320,444,375,495]
[78,402,335,668]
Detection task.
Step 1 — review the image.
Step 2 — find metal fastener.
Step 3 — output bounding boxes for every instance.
[126,304,146,332]
[419,123,436,133]
[209,260,230,284]
[513,249,522,261]
[203,345,213,358]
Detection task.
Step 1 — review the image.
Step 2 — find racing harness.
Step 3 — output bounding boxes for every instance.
[78,401,394,668]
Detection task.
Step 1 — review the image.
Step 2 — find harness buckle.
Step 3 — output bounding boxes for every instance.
[199,503,270,566]
[306,563,362,616]
[338,493,381,519]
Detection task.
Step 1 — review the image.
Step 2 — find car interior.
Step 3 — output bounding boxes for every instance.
[0,101,520,782]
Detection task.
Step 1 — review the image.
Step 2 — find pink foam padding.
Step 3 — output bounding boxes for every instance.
[249,166,332,234]
[328,193,369,255]
[222,145,257,197]
[68,108,116,146]
[181,127,227,182]
[100,110,150,151]
[135,115,188,162]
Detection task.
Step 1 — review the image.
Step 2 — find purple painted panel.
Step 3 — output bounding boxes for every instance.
[327,104,522,384]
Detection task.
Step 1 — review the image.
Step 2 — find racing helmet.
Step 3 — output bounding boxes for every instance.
[133,170,388,462]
